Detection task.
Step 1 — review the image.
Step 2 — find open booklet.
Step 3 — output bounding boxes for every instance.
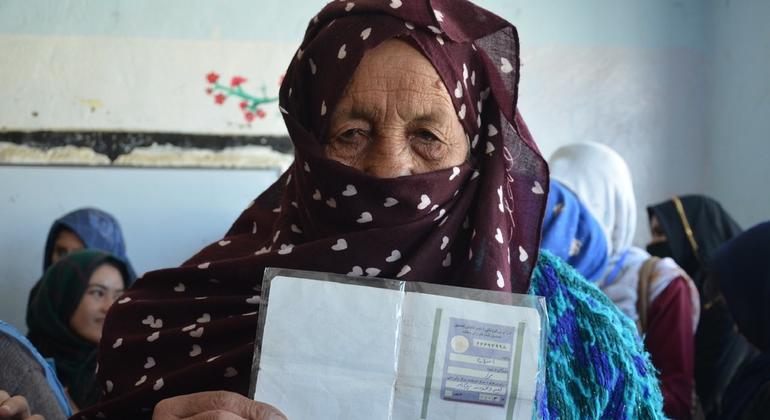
[250,268,547,420]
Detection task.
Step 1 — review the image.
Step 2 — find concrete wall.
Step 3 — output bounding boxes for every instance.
[0,166,279,333]
[704,0,770,230]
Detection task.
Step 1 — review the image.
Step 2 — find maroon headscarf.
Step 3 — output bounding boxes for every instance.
[76,1,548,417]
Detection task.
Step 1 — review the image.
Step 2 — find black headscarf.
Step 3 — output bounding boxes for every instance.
[714,222,770,420]
[27,250,129,410]
[648,194,742,286]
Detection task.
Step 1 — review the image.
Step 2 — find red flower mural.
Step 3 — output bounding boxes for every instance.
[204,71,279,123]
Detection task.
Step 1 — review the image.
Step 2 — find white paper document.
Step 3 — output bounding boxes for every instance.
[252,274,543,420]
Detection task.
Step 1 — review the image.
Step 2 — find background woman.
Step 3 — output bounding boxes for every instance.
[27,250,128,412]
[550,141,700,419]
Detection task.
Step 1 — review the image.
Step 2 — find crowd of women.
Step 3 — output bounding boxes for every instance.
[1,1,767,419]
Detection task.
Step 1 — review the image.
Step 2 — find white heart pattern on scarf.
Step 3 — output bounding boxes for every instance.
[342,184,357,196]
[144,357,156,369]
[189,344,202,357]
[189,327,204,338]
[331,239,348,251]
[518,246,529,262]
[417,194,431,210]
[500,57,514,73]
[385,250,401,262]
[449,166,460,181]
[531,181,545,195]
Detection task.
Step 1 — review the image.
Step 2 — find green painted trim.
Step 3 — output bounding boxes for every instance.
[506,321,527,420]
[420,307,443,419]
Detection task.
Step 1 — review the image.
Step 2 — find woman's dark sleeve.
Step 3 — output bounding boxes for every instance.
[645,276,695,420]
[0,334,68,420]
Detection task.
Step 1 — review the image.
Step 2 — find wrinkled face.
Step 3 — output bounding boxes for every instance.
[648,215,667,244]
[325,39,468,178]
[69,263,125,344]
[51,229,85,265]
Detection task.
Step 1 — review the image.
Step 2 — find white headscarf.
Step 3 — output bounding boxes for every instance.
[549,142,698,329]
[549,142,636,258]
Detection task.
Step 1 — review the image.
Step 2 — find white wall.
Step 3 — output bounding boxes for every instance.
[0,166,279,332]
[477,0,710,245]
[705,0,770,229]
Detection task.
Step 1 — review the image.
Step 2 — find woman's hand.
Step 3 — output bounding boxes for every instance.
[0,390,43,420]
[153,391,286,420]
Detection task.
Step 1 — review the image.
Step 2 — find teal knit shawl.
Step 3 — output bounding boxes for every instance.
[531,251,666,419]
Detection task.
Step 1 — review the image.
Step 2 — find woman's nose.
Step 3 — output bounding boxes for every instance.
[360,134,413,178]
[102,296,117,312]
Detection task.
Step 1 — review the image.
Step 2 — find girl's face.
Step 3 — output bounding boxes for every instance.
[69,263,125,344]
[51,229,85,265]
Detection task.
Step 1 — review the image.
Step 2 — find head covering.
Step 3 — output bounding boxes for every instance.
[79,1,548,417]
[26,250,129,409]
[549,143,649,316]
[541,180,609,282]
[43,207,136,283]
[548,142,695,325]
[549,142,637,259]
[714,221,770,353]
[648,195,742,282]
[712,221,770,420]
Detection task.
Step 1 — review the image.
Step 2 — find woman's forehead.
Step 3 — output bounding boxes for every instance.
[349,39,444,89]
[335,40,454,120]
[89,264,125,288]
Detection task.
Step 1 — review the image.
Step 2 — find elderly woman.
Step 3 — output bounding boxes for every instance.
[71,2,664,419]
[550,142,700,419]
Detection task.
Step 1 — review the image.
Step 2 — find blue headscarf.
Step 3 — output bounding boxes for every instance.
[714,221,770,420]
[42,208,136,283]
[541,180,609,282]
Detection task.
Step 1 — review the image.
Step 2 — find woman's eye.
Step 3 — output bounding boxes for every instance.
[337,128,368,143]
[414,129,439,142]
[90,289,105,298]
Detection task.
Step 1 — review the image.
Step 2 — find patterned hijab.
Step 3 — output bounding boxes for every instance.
[79,1,548,417]
[541,180,609,282]
[26,250,129,410]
